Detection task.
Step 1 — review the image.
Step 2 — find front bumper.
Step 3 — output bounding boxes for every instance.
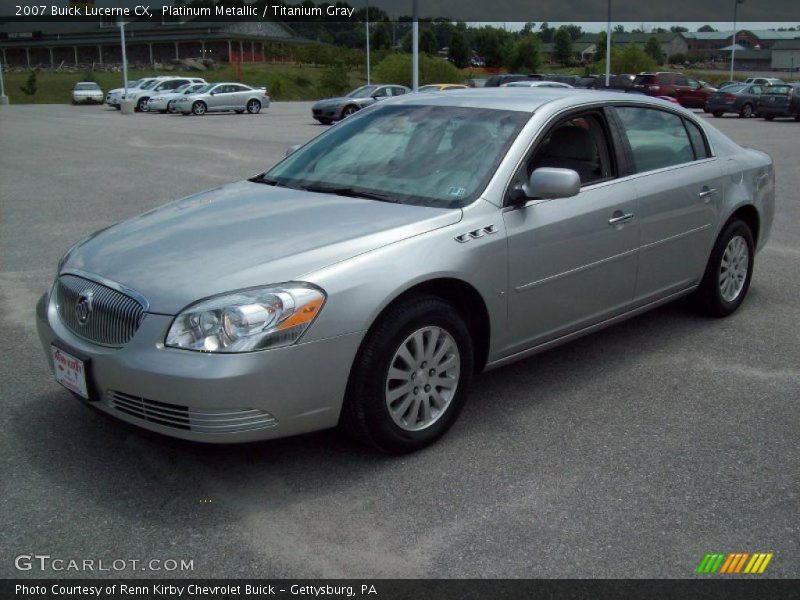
[312,106,340,120]
[73,94,104,104]
[36,287,363,443]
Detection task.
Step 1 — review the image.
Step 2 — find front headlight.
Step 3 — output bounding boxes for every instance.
[165,283,326,353]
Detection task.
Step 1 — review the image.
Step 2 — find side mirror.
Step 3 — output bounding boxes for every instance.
[285,144,302,157]
[513,167,581,203]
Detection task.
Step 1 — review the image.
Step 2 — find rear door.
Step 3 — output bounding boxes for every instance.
[611,105,724,303]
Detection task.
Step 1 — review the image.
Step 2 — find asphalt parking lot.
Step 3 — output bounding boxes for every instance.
[1,102,798,579]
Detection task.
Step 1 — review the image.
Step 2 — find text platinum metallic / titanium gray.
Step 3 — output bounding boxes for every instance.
[37,89,775,453]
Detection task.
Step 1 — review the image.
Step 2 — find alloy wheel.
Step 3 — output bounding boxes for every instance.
[719,235,749,302]
[385,326,460,432]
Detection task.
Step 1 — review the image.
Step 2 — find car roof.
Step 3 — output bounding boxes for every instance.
[387,87,677,113]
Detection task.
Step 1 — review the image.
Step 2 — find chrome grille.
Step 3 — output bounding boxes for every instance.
[55,274,145,346]
[108,391,277,434]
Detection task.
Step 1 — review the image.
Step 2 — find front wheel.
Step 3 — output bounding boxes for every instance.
[739,103,753,118]
[246,99,261,114]
[712,111,724,118]
[341,105,358,119]
[136,98,148,112]
[341,295,474,454]
[690,219,754,318]
[764,115,774,121]
[191,101,207,116]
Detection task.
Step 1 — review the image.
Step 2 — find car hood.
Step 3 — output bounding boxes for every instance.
[63,180,462,314]
[313,96,368,108]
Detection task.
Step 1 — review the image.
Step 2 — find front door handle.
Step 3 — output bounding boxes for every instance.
[608,212,635,226]
[698,187,717,199]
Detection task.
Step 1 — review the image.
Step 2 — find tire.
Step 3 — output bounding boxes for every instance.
[690,219,755,318]
[764,115,774,121]
[315,118,332,125]
[341,105,358,119]
[341,295,474,454]
[159,110,167,114]
[246,99,261,114]
[712,111,723,118]
[795,114,800,122]
[191,101,207,116]
[739,103,753,118]
[235,109,245,114]
[136,98,148,112]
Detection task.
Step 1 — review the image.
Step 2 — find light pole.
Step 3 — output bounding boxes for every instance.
[365,0,371,85]
[605,0,612,87]
[119,19,133,114]
[412,0,419,91]
[730,0,744,82]
[0,57,8,104]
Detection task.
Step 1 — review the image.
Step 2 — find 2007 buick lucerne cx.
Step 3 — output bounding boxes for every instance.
[37,89,775,453]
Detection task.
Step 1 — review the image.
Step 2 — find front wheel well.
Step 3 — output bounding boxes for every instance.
[727,205,760,247]
[369,279,491,373]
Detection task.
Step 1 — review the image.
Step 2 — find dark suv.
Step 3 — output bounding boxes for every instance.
[631,72,693,97]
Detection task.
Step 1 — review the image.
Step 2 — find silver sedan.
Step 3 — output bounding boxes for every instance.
[311,84,410,124]
[173,82,271,116]
[38,89,774,453]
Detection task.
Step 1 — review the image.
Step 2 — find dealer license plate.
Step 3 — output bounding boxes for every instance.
[51,346,89,399]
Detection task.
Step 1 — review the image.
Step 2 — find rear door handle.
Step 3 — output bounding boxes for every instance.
[608,212,635,226]
[698,187,717,199]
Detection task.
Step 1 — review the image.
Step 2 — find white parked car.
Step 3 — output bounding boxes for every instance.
[125,77,207,112]
[72,82,104,104]
[503,81,574,88]
[146,82,208,114]
[106,78,161,108]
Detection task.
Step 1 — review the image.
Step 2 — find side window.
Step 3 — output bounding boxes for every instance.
[686,78,700,90]
[212,85,226,94]
[522,112,616,187]
[373,87,390,98]
[750,85,762,95]
[615,106,696,173]
[393,87,408,96]
[674,74,688,86]
[684,119,711,160]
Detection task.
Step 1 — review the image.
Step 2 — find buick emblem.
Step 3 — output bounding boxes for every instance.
[75,289,94,325]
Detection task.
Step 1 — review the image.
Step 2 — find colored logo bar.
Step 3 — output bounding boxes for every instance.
[696,553,773,574]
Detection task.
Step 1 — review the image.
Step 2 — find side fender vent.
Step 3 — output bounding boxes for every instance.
[455,225,498,243]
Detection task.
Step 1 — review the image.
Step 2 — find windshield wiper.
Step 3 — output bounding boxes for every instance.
[299,184,397,203]
[251,175,287,187]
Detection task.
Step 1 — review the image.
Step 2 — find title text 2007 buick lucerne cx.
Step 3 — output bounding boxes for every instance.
[37,89,775,453]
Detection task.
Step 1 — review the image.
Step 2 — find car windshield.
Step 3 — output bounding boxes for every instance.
[263,104,529,208]
[75,83,100,90]
[139,80,159,90]
[347,85,378,98]
[723,84,747,93]
[417,85,439,92]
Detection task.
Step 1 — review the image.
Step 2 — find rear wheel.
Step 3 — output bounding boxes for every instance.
[246,99,261,114]
[341,295,474,454]
[764,115,774,121]
[691,219,754,318]
[136,97,148,112]
[739,103,753,118]
[712,111,724,118]
[191,101,207,116]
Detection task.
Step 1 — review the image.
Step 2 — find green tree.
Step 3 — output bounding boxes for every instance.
[553,27,573,66]
[612,44,656,74]
[371,22,392,51]
[373,53,461,88]
[318,61,350,97]
[595,30,608,62]
[448,29,471,68]
[670,25,689,33]
[506,35,541,74]
[402,27,439,54]
[20,71,37,96]
[697,25,717,32]
[473,26,509,68]
[644,36,665,64]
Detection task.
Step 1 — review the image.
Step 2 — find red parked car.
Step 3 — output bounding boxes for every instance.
[631,72,715,108]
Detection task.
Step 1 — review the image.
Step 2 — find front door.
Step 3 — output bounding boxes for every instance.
[503,109,640,354]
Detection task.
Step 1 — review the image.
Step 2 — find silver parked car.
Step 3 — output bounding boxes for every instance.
[125,77,206,112]
[174,82,270,116]
[72,82,104,104]
[312,84,410,124]
[38,89,774,453]
[146,82,208,114]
